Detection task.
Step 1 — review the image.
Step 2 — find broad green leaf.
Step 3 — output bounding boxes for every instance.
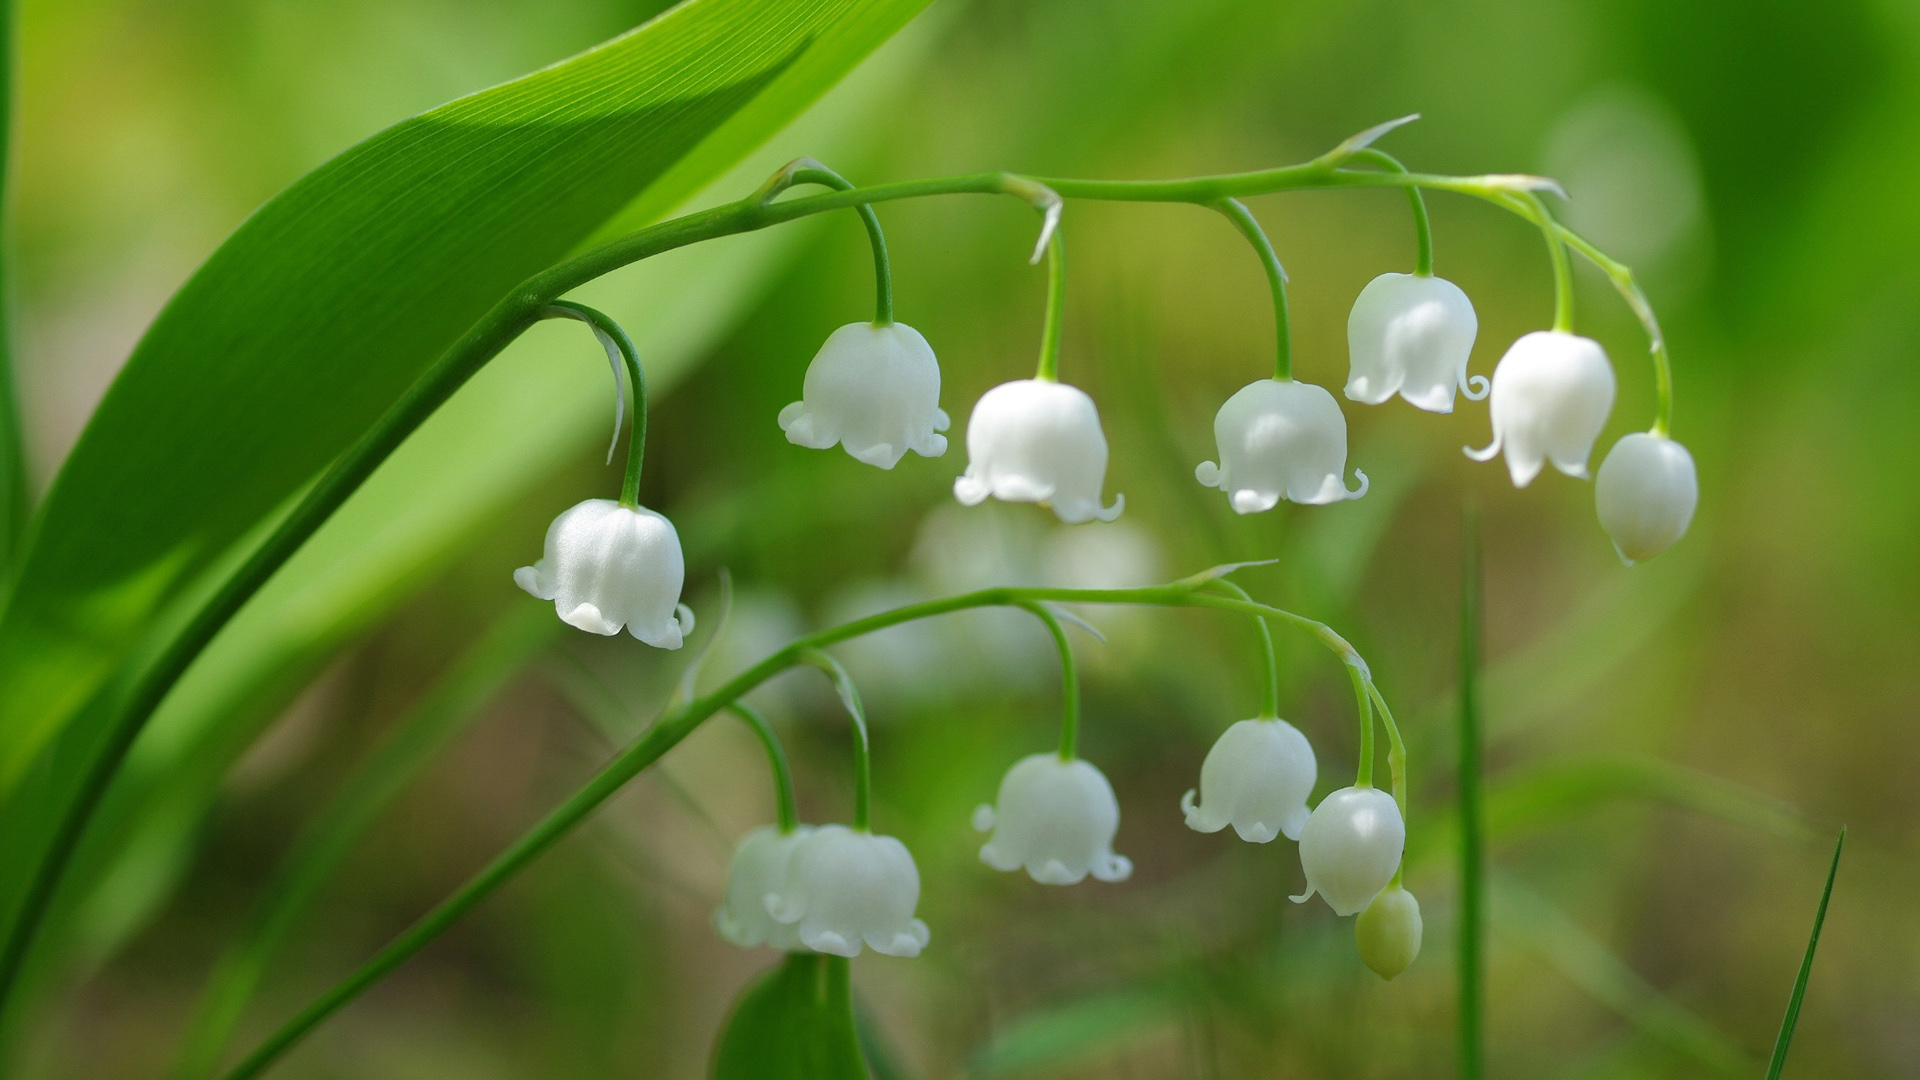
[1764,828,1844,1080]
[42,10,937,985]
[712,953,869,1080]
[968,988,1180,1078]
[0,0,933,1015]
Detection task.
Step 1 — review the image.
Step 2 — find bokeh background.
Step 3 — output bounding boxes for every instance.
[10,0,1918,1076]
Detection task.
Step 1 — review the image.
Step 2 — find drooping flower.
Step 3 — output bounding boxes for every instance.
[713,825,813,951]
[1291,786,1405,916]
[1345,272,1482,413]
[1466,331,1616,487]
[1195,379,1368,512]
[954,379,1123,524]
[1180,717,1317,843]
[1355,884,1423,979]
[1595,432,1698,564]
[778,322,950,469]
[514,498,694,648]
[974,752,1133,884]
[764,824,930,958]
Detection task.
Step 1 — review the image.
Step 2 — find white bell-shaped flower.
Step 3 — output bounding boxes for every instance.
[1345,272,1482,413]
[1195,379,1368,512]
[1290,785,1405,916]
[1355,884,1423,979]
[713,825,812,950]
[954,379,1123,524]
[1180,717,1317,843]
[973,752,1133,884]
[1595,432,1698,564]
[777,321,950,469]
[764,824,930,958]
[514,498,694,648]
[1466,331,1616,487]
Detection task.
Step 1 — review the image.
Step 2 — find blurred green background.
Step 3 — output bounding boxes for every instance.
[9,0,1917,1076]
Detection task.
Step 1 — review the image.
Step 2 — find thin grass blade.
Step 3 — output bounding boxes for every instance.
[1765,827,1845,1080]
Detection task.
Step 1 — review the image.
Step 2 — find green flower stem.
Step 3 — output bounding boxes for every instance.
[800,651,872,831]
[214,576,1377,1080]
[757,159,894,325]
[727,703,798,834]
[1366,680,1408,888]
[1521,191,1575,333]
[1208,579,1278,719]
[1350,663,1376,789]
[1214,198,1291,381]
[9,132,1650,1019]
[541,302,646,508]
[1016,601,1080,759]
[1346,148,1433,276]
[1034,226,1066,381]
[1457,506,1485,1080]
[1550,219,1674,435]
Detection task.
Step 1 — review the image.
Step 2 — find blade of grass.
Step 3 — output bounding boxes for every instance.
[1764,827,1845,1080]
[170,605,558,1080]
[1458,505,1484,1080]
[0,0,22,584]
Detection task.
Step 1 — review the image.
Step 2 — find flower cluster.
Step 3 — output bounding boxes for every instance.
[714,823,930,958]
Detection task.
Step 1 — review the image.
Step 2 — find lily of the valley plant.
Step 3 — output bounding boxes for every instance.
[31,124,1705,1080]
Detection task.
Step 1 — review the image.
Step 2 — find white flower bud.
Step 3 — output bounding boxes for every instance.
[514,498,694,648]
[713,825,812,950]
[954,379,1123,524]
[1195,379,1368,512]
[1466,331,1616,487]
[1180,717,1317,843]
[778,322,950,469]
[1595,432,1697,564]
[1345,273,1481,413]
[765,824,930,958]
[1290,786,1405,916]
[973,753,1132,884]
[1355,885,1423,979]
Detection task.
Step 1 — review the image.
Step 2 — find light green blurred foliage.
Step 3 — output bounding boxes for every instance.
[11,0,1919,1077]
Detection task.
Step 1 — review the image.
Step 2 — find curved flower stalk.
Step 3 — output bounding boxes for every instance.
[955,378,1123,523]
[1291,785,1405,916]
[1595,431,1697,563]
[1355,884,1423,979]
[765,824,930,957]
[1196,379,1368,510]
[779,322,949,468]
[1466,330,1616,487]
[976,602,1131,884]
[975,753,1133,884]
[1346,272,1482,412]
[1181,717,1316,842]
[515,499,695,648]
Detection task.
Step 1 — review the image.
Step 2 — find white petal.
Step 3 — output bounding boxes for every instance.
[975,753,1130,886]
[781,322,947,468]
[955,380,1123,524]
[1595,433,1697,562]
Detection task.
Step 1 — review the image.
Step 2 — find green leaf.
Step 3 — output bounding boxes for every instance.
[0,0,22,579]
[1764,827,1844,1080]
[713,953,869,1080]
[1458,506,1485,1080]
[0,0,933,1019]
[967,988,1179,1078]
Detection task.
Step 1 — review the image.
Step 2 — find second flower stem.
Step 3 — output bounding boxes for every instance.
[543,301,647,508]
[1215,198,1291,381]
[802,651,872,830]
[727,702,798,834]
[1034,227,1066,381]
[1211,579,1278,719]
[1019,601,1080,760]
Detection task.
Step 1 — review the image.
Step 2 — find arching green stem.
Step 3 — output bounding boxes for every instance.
[1209,579,1278,719]
[757,159,894,324]
[1347,148,1433,276]
[542,301,646,508]
[1214,198,1291,380]
[1548,221,1674,435]
[1034,226,1066,381]
[1349,662,1375,788]
[800,650,872,831]
[1523,191,1574,333]
[727,702,797,834]
[1366,680,1408,886]
[1017,601,1080,759]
